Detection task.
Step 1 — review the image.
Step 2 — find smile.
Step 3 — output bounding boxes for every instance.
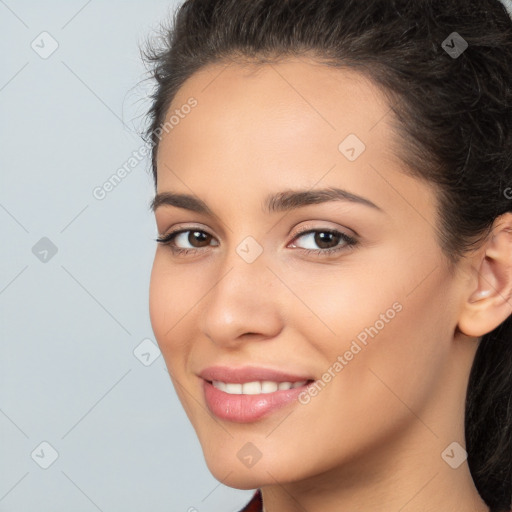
[203,378,315,422]
[211,380,309,394]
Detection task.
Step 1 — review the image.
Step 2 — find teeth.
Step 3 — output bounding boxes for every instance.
[261,381,279,393]
[212,380,307,394]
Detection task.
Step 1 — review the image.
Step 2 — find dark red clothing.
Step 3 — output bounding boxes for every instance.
[237,489,512,512]
[238,489,262,512]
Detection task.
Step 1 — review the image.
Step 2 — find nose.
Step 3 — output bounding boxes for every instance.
[199,246,284,348]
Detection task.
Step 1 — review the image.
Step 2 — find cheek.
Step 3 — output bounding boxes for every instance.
[148,254,195,357]
[284,258,405,357]
[290,247,453,399]
[330,271,453,418]
[149,256,203,413]
[148,255,170,342]
[149,252,224,381]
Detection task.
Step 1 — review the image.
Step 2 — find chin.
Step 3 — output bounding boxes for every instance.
[201,445,303,489]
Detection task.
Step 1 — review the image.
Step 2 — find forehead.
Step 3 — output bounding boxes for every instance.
[167,57,391,140]
[154,57,437,230]
[157,57,399,172]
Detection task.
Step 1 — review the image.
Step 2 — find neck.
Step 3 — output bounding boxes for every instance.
[260,429,489,512]
[260,337,490,512]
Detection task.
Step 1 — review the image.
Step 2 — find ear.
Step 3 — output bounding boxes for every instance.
[458,212,512,338]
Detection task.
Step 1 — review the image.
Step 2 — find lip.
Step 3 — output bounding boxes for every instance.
[199,365,315,423]
[203,380,313,423]
[199,365,314,384]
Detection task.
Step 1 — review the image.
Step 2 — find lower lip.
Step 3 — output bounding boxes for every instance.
[203,380,312,423]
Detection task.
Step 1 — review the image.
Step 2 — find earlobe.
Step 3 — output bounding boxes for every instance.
[458,213,512,338]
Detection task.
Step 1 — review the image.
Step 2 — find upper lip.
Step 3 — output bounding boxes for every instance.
[199,365,314,384]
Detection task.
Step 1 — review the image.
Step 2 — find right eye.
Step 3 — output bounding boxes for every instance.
[155,228,219,256]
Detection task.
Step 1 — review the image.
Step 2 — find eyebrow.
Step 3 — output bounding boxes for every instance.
[149,187,383,214]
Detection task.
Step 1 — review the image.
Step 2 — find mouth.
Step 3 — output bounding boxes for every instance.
[201,373,316,423]
[198,365,317,422]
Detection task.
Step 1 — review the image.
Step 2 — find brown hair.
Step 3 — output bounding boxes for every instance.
[141,1,512,508]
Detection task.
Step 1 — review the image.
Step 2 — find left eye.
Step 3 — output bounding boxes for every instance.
[289,229,357,254]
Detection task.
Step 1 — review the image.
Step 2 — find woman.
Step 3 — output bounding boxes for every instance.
[142,0,512,510]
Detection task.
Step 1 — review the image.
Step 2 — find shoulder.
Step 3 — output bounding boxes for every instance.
[237,489,262,512]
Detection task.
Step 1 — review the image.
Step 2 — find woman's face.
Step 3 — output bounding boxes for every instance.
[149,58,472,488]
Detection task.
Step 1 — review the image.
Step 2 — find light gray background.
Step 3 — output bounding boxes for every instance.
[0,1,255,511]
[1,1,511,512]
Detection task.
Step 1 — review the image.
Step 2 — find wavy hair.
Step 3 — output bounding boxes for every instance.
[141,1,512,509]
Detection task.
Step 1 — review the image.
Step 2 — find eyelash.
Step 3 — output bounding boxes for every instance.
[154,226,358,258]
